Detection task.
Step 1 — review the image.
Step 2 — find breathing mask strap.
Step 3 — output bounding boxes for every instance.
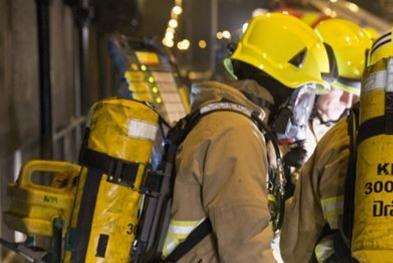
[314,107,350,127]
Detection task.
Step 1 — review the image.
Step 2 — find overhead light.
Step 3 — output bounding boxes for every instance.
[347,2,359,12]
[169,19,178,28]
[172,5,183,15]
[242,23,249,33]
[252,8,267,17]
[198,40,207,49]
[216,31,223,40]
[165,31,174,40]
[323,7,333,16]
[177,39,190,50]
[166,27,175,34]
[330,0,338,2]
[162,38,174,48]
[222,30,231,39]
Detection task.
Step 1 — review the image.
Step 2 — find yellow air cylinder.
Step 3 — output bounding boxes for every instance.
[67,98,159,263]
[352,57,393,262]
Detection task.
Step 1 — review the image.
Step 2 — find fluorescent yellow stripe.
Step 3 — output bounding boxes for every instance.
[321,195,344,229]
[163,218,206,257]
[315,237,334,262]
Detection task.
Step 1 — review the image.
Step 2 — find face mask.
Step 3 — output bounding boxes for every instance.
[272,84,316,143]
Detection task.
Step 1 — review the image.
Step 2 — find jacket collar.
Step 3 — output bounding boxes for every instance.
[190,80,274,122]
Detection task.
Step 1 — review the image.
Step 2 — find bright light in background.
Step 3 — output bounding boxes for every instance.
[198,40,207,49]
[169,19,178,28]
[216,31,223,40]
[162,38,174,48]
[162,0,183,48]
[177,39,190,50]
[166,27,175,34]
[323,7,337,17]
[165,31,174,40]
[330,0,338,3]
[172,5,183,15]
[252,8,268,17]
[282,11,289,15]
[222,30,231,39]
[242,23,249,33]
[347,2,359,12]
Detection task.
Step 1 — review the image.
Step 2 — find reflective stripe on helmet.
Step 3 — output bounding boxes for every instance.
[162,218,206,257]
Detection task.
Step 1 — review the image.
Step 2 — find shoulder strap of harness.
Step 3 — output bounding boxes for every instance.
[162,100,282,262]
[343,103,359,247]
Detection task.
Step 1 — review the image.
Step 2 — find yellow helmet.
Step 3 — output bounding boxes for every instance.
[369,31,393,66]
[364,27,380,42]
[301,12,329,28]
[231,13,330,91]
[314,18,372,94]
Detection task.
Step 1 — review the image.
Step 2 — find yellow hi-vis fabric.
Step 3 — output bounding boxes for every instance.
[66,98,159,263]
[231,12,330,91]
[162,218,206,257]
[352,57,393,261]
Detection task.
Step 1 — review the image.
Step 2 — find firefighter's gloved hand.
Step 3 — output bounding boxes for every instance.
[283,141,308,169]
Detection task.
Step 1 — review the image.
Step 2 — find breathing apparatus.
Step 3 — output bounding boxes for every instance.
[350,31,393,262]
[271,83,317,143]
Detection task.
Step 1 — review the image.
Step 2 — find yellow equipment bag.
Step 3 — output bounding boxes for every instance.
[4,160,80,237]
[67,98,160,263]
[352,56,393,260]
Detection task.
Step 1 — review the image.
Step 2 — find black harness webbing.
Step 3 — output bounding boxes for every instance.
[343,105,359,247]
[71,167,102,263]
[79,147,141,188]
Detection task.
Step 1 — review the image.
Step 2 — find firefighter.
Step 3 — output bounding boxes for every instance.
[280,30,393,262]
[161,13,331,262]
[304,18,372,160]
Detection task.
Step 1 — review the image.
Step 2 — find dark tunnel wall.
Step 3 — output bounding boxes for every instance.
[0,1,109,257]
[0,0,40,158]
[50,0,78,134]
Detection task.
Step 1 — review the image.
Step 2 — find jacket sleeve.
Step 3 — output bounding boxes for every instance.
[280,119,350,263]
[201,116,275,262]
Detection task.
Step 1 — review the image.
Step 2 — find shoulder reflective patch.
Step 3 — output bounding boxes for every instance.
[127,119,158,140]
[321,195,344,229]
[163,218,206,257]
[363,70,387,93]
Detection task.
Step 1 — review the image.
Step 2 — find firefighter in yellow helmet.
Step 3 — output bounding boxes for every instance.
[303,18,372,160]
[161,13,330,262]
[280,30,393,262]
